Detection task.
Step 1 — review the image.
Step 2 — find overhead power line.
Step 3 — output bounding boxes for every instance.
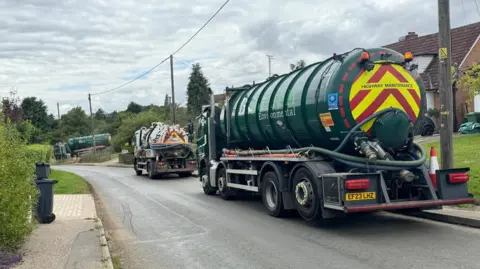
[174,58,270,75]
[91,0,231,96]
[91,56,170,96]
[475,0,480,18]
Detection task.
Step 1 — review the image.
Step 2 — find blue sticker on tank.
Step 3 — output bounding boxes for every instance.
[328,93,338,110]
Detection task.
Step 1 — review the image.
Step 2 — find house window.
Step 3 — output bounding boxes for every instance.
[426,91,435,110]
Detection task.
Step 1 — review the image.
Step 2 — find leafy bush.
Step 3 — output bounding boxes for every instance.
[26,144,52,163]
[0,123,39,250]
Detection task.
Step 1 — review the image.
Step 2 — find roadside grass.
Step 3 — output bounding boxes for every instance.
[111,255,122,269]
[421,134,480,198]
[50,169,89,194]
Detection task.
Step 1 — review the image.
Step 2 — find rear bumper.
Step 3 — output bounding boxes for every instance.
[345,198,475,213]
[155,167,195,174]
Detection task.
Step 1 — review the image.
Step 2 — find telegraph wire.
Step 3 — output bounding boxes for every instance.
[174,58,270,75]
[90,0,231,96]
[474,0,480,18]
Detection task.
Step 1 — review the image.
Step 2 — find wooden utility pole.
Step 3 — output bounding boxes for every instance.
[438,0,454,169]
[266,55,274,77]
[88,93,97,155]
[170,54,176,125]
[57,102,60,119]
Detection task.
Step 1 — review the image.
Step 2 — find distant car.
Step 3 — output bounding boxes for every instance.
[414,114,436,136]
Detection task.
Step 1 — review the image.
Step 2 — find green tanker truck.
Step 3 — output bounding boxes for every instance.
[67,133,111,157]
[195,47,475,223]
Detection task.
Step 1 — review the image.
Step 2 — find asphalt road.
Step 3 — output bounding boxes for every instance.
[56,165,480,269]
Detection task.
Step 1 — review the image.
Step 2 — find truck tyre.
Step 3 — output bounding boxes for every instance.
[292,167,323,222]
[148,162,156,179]
[216,167,234,200]
[178,172,192,178]
[134,159,142,176]
[200,162,217,195]
[261,171,286,217]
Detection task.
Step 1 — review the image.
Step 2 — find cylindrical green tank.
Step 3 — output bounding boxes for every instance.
[219,48,425,150]
[67,133,112,151]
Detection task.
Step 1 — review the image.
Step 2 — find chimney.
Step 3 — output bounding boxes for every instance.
[405,32,418,40]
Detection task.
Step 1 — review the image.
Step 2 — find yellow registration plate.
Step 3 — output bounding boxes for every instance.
[345,192,376,201]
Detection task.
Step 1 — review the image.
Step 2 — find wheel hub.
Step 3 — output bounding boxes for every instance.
[295,180,313,206]
[265,181,278,208]
[201,175,208,187]
[218,176,226,191]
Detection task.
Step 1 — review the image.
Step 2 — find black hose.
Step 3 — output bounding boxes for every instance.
[331,158,412,171]
[333,107,405,152]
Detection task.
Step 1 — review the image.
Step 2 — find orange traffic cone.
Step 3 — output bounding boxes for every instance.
[429,146,440,189]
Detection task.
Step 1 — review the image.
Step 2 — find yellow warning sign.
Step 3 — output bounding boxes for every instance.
[163,131,185,144]
[439,47,448,59]
[319,112,334,127]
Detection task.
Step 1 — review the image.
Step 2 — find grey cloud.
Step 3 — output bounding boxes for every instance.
[2,0,480,116]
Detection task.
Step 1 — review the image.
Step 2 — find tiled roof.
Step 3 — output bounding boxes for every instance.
[382,22,480,90]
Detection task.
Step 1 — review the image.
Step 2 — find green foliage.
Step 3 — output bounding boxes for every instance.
[422,134,480,198]
[26,144,53,163]
[50,169,89,194]
[20,97,50,131]
[290,60,306,71]
[0,122,39,250]
[186,63,212,117]
[3,89,195,156]
[126,102,144,114]
[427,108,440,119]
[112,109,168,150]
[94,108,107,120]
[459,62,480,103]
[58,107,91,138]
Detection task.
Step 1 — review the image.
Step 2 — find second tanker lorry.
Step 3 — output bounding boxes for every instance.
[134,122,196,179]
[195,47,475,222]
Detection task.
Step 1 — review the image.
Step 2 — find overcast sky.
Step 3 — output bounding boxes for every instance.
[1,0,479,116]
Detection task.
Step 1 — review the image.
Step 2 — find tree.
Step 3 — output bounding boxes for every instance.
[290,60,306,71]
[186,63,212,117]
[59,107,90,137]
[126,101,143,114]
[94,108,106,120]
[20,97,49,131]
[1,89,23,124]
[112,109,168,151]
[459,62,480,103]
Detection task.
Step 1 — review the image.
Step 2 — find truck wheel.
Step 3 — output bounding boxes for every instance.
[292,167,323,222]
[261,171,286,217]
[134,160,142,176]
[178,172,192,178]
[217,167,233,200]
[148,162,157,179]
[200,163,217,195]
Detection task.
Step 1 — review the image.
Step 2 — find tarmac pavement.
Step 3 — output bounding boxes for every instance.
[54,165,480,269]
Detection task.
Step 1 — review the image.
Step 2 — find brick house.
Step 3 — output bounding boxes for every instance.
[382,22,480,130]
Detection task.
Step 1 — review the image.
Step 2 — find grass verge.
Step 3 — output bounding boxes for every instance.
[112,255,122,269]
[50,169,89,194]
[422,134,480,198]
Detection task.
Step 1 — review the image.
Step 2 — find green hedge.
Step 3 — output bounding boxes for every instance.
[26,144,52,163]
[0,123,39,250]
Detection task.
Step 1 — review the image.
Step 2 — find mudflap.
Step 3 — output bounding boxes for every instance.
[435,168,474,201]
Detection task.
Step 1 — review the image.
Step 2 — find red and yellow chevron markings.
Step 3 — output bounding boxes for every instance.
[349,63,421,132]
